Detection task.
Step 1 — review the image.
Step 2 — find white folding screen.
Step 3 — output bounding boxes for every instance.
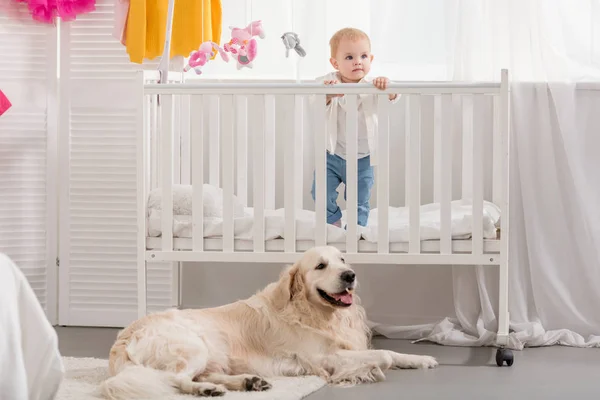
[0,9,58,324]
[57,0,173,327]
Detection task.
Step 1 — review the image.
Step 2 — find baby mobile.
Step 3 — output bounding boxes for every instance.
[183,41,230,74]
[183,20,267,74]
[224,20,266,70]
[183,1,306,75]
[281,32,306,58]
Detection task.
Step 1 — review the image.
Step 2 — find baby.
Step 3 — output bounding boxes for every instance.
[311,27,398,228]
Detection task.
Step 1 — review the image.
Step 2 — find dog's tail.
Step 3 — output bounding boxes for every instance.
[97,363,180,400]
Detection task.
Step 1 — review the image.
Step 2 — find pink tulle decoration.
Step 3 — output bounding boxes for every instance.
[12,0,96,24]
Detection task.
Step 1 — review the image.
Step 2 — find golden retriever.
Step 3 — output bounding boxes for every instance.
[100,246,437,399]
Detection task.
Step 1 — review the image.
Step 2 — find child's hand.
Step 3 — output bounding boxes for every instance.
[324,79,343,105]
[373,77,390,90]
[373,76,397,101]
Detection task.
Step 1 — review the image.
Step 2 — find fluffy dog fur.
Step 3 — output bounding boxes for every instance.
[100,246,437,399]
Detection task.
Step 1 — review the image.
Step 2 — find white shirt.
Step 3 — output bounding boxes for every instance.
[314,71,400,165]
[334,96,371,159]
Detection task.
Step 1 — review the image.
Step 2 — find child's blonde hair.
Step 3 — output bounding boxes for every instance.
[329,27,371,58]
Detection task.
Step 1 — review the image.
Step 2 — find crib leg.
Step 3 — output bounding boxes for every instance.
[497,259,509,343]
[495,259,512,366]
[178,262,183,308]
[172,261,183,309]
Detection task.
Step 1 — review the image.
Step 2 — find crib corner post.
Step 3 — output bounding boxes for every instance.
[498,68,510,340]
[136,70,148,318]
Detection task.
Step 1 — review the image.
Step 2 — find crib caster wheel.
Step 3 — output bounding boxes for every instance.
[495,348,513,367]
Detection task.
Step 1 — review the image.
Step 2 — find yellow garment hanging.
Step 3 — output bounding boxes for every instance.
[125,0,222,64]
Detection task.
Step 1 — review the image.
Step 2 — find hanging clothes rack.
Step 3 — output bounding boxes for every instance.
[157,0,176,83]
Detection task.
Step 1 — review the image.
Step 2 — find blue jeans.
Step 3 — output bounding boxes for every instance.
[311,153,374,227]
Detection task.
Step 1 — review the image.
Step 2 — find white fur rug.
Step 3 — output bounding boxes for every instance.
[56,357,326,400]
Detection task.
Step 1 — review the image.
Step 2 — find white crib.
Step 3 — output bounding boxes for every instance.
[135,69,512,364]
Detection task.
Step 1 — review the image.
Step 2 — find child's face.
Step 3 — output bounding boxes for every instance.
[330,38,373,83]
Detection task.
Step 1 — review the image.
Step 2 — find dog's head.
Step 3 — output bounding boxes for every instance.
[282,246,357,310]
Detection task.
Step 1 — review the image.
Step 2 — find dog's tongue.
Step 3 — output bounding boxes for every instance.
[331,291,353,305]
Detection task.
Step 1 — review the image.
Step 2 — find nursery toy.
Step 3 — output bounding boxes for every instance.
[223,20,266,69]
[183,41,229,75]
[281,32,306,58]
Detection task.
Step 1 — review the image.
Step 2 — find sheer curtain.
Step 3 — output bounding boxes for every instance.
[200,0,599,81]
[366,0,600,349]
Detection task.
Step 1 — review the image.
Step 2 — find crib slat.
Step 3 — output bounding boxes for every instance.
[161,95,174,252]
[346,94,358,253]
[264,95,276,209]
[253,95,266,252]
[180,95,191,185]
[472,94,485,255]
[144,94,152,192]
[295,95,304,209]
[462,96,474,199]
[137,77,148,318]
[209,96,220,187]
[440,94,453,254]
[492,96,502,205]
[173,95,181,184]
[433,96,442,202]
[377,95,390,254]
[407,95,421,254]
[314,95,327,246]
[221,95,234,253]
[285,96,297,252]
[151,96,159,189]
[191,95,204,251]
[236,96,248,206]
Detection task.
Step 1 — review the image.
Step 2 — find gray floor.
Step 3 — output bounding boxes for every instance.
[56,326,600,399]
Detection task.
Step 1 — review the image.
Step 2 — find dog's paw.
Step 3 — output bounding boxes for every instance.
[414,355,438,369]
[328,365,386,386]
[369,365,386,381]
[194,383,227,397]
[392,354,438,370]
[244,376,272,391]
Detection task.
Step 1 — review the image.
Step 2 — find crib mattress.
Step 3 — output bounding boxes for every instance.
[146,198,501,247]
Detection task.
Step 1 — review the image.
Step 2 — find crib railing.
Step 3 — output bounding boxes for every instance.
[138,70,509,265]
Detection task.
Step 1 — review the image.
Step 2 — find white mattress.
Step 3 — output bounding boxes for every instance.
[146,185,501,244]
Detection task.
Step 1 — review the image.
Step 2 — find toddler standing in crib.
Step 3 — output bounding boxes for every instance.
[311,27,398,228]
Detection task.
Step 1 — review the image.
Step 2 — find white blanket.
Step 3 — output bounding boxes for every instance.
[0,253,64,400]
[147,184,501,243]
[147,184,246,219]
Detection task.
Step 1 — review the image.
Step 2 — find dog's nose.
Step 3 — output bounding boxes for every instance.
[340,270,356,283]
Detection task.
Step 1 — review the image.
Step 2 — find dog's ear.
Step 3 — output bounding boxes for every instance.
[287,263,305,300]
[272,263,304,307]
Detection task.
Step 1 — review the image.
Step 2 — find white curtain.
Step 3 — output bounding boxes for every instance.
[367,0,600,349]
